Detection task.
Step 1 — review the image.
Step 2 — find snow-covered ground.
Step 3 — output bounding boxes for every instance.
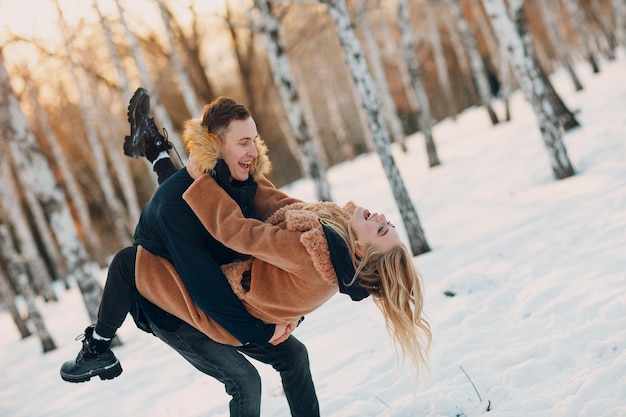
[1,56,624,417]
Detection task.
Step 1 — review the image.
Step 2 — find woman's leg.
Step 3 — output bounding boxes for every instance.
[150,321,262,417]
[239,336,320,417]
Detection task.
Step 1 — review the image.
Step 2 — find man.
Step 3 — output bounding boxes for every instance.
[60,90,319,417]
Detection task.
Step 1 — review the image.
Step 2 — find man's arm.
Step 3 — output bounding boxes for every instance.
[252,175,302,219]
[184,175,312,272]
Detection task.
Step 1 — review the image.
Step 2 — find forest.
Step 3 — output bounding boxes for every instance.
[0,0,624,352]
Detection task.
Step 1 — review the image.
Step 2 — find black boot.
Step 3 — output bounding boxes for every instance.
[123,87,172,161]
[60,325,123,383]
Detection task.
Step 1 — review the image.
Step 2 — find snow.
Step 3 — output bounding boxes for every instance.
[1,57,625,417]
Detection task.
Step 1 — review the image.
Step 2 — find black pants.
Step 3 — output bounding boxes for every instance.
[93,246,320,417]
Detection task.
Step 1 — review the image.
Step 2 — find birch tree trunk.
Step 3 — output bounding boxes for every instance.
[0,264,31,338]
[397,0,440,167]
[441,2,479,105]
[481,0,575,180]
[424,0,458,119]
[0,54,103,323]
[612,0,626,54]
[114,0,186,161]
[0,143,57,301]
[446,0,500,125]
[316,61,355,160]
[377,10,419,114]
[564,0,601,73]
[55,6,133,247]
[537,0,583,91]
[0,224,56,352]
[155,0,202,116]
[589,0,617,60]
[253,0,333,202]
[86,78,142,226]
[94,0,158,190]
[359,4,408,151]
[322,0,430,255]
[28,86,108,267]
[511,3,581,131]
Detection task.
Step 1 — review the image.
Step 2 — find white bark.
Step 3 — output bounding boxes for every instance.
[0,54,103,323]
[537,0,583,91]
[481,0,575,179]
[397,0,440,167]
[253,0,333,201]
[0,225,56,352]
[0,143,56,301]
[114,0,186,161]
[446,0,499,125]
[322,0,430,255]
[359,4,407,150]
[0,263,30,338]
[86,79,142,225]
[563,0,601,73]
[424,0,457,118]
[590,0,617,58]
[28,86,108,266]
[94,0,158,190]
[612,0,626,53]
[155,0,202,116]
[55,6,132,247]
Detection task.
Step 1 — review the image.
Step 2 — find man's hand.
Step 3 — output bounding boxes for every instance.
[186,154,204,180]
[269,321,297,345]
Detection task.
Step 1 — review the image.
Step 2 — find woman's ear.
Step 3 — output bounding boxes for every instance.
[354,241,364,258]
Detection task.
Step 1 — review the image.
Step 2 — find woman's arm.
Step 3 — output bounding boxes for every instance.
[183,175,309,273]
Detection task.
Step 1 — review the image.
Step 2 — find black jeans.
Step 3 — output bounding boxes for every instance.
[94,246,320,417]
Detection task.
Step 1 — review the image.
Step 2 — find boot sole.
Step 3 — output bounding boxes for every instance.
[60,361,123,383]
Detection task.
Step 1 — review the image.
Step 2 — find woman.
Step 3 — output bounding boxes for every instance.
[137,153,432,377]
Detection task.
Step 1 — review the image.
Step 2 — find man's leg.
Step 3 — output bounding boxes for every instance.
[239,336,320,417]
[150,321,262,417]
[60,246,137,382]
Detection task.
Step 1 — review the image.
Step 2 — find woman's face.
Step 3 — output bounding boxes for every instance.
[220,117,259,182]
[349,206,400,256]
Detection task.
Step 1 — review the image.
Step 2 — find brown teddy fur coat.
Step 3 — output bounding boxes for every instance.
[134,117,302,345]
[137,173,357,346]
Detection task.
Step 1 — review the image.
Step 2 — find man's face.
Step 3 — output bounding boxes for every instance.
[220,117,259,182]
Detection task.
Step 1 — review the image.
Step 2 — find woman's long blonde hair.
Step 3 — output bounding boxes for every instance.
[307,203,432,378]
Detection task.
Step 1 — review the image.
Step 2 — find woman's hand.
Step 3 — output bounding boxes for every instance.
[186,154,205,180]
[268,321,297,345]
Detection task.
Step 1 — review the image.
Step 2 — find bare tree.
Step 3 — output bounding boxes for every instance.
[253,0,333,201]
[481,0,575,180]
[358,2,407,151]
[537,0,583,92]
[154,0,202,116]
[94,0,158,190]
[424,0,458,119]
[0,261,31,338]
[0,224,56,352]
[563,0,601,73]
[321,0,430,255]
[114,0,186,160]
[0,52,104,323]
[0,142,56,301]
[446,0,500,125]
[55,4,133,247]
[397,0,440,168]
[27,85,108,267]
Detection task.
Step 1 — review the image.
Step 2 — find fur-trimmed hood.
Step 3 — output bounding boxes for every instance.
[181,118,272,179]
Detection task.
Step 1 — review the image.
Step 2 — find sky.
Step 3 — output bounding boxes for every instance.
[0,53,625,416]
